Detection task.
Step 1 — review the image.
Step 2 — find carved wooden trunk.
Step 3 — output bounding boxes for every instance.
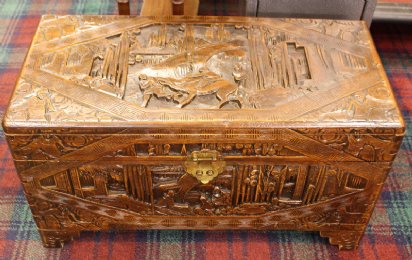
[3,15,405,250]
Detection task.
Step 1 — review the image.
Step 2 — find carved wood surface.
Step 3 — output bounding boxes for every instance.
[2,15,403,130]
[2,15,405,250]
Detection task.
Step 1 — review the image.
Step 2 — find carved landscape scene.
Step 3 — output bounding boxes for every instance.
[38,21,370,110]
[4,16,400,125]
[39,161,367,217]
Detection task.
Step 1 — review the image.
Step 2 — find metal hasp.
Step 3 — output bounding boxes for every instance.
[183,150,226,184]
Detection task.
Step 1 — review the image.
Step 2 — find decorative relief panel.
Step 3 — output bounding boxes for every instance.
[279,19,370,46]
[36,22,372,110]
[6,80,122,123]
[113,143,306,157]
[4,16,402,126]
[7,134,106,160]
[38,162,368,217]
[35,15,126,44]
[9,134,400,163]
[298,84,400,123]
[294,128,404,162]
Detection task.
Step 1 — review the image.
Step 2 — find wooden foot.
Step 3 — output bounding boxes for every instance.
[320,230,364,250]
[39,230,79,248]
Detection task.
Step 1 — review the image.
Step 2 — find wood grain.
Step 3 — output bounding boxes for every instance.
[3,15,404,250]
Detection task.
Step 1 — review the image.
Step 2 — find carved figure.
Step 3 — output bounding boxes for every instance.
[138,68,242,108]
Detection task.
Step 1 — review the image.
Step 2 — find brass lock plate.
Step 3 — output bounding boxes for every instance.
[183,149,226,184]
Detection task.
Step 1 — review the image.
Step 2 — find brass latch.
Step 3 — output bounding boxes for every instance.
[183,149,226,184]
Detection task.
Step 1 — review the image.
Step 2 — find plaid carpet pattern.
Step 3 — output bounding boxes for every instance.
[0,1,411,259]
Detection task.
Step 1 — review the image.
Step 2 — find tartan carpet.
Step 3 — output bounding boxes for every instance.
[0,1,411,259]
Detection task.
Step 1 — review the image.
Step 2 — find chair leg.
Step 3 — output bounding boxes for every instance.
[141,0,173,16]
[172,1,185,15]
[140,0,199,16]
[117,0,131,15]
[184,0,199,16]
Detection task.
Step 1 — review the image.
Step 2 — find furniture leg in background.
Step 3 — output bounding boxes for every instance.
[117,0,199,15]
[117,0,131,15]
